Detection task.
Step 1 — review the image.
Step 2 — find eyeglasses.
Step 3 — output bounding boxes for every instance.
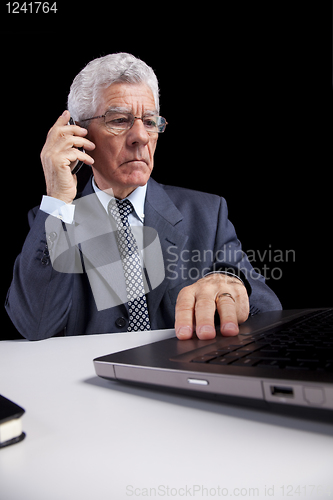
[80,110,168,133]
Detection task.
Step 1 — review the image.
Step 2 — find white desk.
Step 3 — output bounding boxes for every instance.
[1,330,332,500]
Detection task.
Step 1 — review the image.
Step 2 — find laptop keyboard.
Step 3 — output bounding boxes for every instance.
[191,309,333,371]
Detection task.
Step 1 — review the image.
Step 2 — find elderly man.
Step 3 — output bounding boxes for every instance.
[5,53,281,341]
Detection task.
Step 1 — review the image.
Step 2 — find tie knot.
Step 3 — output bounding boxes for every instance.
[108,198,134,224]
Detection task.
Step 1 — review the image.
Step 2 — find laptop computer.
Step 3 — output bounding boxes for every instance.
[93,308,333,419]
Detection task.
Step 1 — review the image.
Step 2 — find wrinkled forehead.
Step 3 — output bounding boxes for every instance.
[99,82,157,115]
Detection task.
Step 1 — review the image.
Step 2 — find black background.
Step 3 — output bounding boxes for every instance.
[1,4,331,339]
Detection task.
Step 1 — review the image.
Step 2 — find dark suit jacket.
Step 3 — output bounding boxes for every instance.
[5,177,281,340]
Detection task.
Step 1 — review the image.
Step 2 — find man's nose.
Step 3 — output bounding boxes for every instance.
[126,118,150,147]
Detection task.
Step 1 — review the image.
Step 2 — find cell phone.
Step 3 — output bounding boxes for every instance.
[68,117,85,175]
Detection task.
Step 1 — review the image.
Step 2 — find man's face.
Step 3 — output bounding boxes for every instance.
[87,82,158,199]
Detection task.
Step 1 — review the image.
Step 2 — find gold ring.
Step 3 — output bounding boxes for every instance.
[216,292,235,303]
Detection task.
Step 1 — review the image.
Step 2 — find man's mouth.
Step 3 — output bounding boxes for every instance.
[123,158,148,166]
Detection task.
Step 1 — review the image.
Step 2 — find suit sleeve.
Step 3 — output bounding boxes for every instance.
[213,197,282,314]
[5,207,76,340]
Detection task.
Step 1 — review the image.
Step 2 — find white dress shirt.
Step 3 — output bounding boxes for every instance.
[91,178,146,227]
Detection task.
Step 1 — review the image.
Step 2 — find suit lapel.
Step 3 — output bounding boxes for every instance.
[144,178,188,321]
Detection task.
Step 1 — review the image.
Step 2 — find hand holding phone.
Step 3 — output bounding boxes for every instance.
[40,110,95,204]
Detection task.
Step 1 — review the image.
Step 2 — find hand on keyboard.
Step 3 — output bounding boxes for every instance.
[175,273,249,340]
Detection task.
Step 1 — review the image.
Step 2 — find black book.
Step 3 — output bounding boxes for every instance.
[0,395,26,448]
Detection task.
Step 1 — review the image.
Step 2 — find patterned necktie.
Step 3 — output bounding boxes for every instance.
[108,198,151,332]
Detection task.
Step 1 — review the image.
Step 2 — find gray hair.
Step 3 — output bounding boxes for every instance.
[67,53,160,125]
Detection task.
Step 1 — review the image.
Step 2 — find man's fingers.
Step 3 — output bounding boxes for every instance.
[56,110,71,127]
[193,294,217,340]
[174,275,249,341]
[75,149,95,166]
[71,136,96,151]
[54,111,91,141]
[216,294,239,336]
[175,286,217,340]
[65,148,95,167]
[175,289,195,340]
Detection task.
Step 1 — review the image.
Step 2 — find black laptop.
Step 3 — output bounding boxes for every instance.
[93,308,333,418]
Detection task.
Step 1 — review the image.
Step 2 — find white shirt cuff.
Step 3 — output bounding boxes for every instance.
[40,196,75,224]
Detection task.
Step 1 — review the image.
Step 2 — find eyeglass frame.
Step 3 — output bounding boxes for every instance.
[79,109,168,133]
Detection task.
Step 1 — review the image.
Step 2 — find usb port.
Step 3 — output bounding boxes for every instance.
[270,386,294,398]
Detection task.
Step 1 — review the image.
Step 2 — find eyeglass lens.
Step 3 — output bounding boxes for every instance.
[104,111,166,133]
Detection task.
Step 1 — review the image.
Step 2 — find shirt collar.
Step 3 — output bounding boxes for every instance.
[92,177,147,223]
